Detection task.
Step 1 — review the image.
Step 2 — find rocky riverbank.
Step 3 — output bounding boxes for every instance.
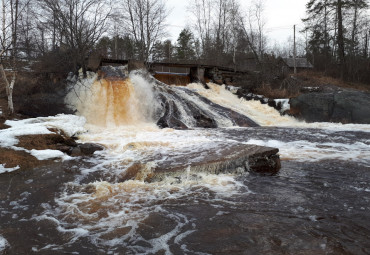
[234,74,370,124]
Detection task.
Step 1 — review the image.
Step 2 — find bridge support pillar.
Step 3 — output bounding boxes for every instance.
[128,60,146,72]
[190,66,205,83]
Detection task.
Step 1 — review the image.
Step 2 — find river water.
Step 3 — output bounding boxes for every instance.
[0,71,370,254]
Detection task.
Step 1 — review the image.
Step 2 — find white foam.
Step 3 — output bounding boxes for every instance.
[246,139,370,163]
[36,170,245,250]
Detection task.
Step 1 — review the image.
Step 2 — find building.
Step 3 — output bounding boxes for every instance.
[282,58,314,72]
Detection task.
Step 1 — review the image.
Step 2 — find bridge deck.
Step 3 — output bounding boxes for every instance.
[98,58,250,74]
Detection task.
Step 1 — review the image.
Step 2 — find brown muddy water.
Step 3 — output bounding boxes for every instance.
[1,127,370,255]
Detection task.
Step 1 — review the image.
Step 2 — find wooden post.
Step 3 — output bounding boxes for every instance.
[293,25,297,74]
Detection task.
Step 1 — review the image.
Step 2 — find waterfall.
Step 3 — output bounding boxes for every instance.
[66,67,258,129]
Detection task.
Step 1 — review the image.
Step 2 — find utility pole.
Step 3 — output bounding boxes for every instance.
[293,24,297,74]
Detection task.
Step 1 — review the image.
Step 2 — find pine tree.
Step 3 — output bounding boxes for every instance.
[175,29,196,61]
[303,0,369,80]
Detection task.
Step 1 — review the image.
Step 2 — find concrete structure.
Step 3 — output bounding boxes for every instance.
[87,55,252,85]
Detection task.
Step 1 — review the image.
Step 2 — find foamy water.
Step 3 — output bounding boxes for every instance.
[34,172,246,252]
[246,138,370,164]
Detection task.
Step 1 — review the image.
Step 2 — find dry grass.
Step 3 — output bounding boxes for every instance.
[297,70,370,92]
[255,80,301,99]
[256,70,370,99]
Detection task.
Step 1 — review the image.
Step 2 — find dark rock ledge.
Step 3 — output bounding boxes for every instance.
[120,143,281,182]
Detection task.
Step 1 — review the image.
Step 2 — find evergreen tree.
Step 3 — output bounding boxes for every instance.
[175,29,195,61]
[303,0,369,80]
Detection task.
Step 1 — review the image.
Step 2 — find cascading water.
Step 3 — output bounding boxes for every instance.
[66,67,258,130]
[1,66,370,254]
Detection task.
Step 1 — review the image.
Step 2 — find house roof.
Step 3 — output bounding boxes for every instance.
[282,58,313,68]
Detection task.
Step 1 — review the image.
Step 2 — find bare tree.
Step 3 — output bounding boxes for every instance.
[121,0,168,61]
[240,0,266,61]
[39,0,111,76]
[0,0,22,115]
[253,0,266,57]
[188,0,212,58]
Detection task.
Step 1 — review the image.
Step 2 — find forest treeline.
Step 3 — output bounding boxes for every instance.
[0,0,369,114]
[303,0,370,83]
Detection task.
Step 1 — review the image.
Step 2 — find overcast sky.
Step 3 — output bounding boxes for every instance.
[165,0,308,46]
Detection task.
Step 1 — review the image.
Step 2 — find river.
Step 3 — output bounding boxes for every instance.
[0,70,369,254]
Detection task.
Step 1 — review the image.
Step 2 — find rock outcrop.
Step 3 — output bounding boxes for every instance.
[289,90,370,124]
[119,143,281,182]
[15,78,73,117]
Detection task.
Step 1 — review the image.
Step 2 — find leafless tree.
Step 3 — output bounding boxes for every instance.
[240,0,267,62]
[188,0,212,57]
[0,0,23,115]
[120,0,168,61]
[39,0,111,76]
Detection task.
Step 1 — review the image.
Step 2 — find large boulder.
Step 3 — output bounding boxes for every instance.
[289,90,370,124]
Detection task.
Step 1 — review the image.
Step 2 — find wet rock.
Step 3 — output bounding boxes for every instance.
[237,90,287,114]
[79,143,104,155]
[13,75,73,118]
[17,93,74,117]
[300,86,322,93]
[289,90,370,124]
[332,91,370,124]
[268,99,278,109]
[69,147,82,156]
[289,93,335,122]
[98,65,128,80]
[144,143,281,182]
[70,143,104,156]
[155,81,258,129]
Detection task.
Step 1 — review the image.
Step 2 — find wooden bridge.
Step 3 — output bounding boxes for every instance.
[87,55,252,85]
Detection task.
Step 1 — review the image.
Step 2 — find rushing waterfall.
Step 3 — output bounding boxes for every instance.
[66,66,258,129]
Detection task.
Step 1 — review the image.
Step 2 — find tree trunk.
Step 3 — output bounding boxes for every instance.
[364,31,369,58]
[0,64,15,115]
[337,0,346,80]
[351,0,358,53]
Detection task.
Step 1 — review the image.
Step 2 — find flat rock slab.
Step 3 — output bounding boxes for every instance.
[121,143,280,182]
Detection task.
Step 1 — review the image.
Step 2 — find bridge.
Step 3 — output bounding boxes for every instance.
[87,55,252,85]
